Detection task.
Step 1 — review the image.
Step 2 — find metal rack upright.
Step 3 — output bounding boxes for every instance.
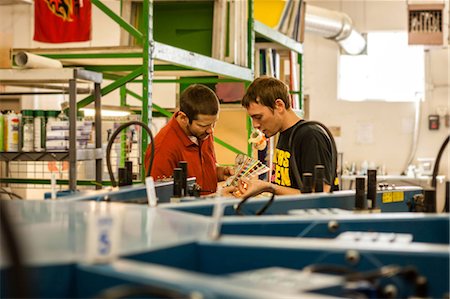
[0,68,103,191]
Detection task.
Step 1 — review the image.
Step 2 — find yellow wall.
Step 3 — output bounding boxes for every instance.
[214,106,249,165]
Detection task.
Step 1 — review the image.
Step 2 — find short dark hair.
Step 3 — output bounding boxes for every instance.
[241,76,291,110]
[179,84,219,123]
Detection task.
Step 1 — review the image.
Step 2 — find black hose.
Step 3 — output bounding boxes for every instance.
[0,201,31,298]
[106,121,154,187]
[304,264,357,275]
[306,264,428,298]
[288,121,338,193]
[0,188,23,200]
[94,284,191,299]
[235,185,276,215]
[430,135,449,213]
[345,265,428,298]
[431,135,449,188]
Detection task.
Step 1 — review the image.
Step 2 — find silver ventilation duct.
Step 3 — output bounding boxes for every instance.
[305,4,366,55]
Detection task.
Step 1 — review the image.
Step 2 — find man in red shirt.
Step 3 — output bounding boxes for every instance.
[144,84,234,195]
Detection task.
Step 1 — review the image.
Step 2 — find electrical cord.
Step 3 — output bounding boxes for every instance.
[432,135,449,188]
[288,120,338,193]
[106,121,155,187]
[0,187,23,200]
[187,183,216,197]
[94,284,192,299]
[235,185,276,216]
[0,201,31,298]
[303,264,357,275]
[345,265,428,298]
[430,135,449,213]
[305,264,428,298]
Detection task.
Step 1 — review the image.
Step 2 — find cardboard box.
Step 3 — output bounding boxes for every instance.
[0,32,13,68]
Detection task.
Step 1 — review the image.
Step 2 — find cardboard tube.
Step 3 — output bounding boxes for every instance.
[14,51,63,69]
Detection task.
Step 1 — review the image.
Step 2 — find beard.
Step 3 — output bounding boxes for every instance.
[187,124,209,141]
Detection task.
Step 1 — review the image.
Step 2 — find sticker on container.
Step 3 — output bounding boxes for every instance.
[85,206,122,264]
[145,176,158,207]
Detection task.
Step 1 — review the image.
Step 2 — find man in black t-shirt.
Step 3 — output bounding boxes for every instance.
[228,76,336,197]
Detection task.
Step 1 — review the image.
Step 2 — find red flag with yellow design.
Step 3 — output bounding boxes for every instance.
[34,0,91,43]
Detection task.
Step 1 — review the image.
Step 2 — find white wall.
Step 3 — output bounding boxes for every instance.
[0,1,121,48]
[304,0,449,176]
[1,1,123,110]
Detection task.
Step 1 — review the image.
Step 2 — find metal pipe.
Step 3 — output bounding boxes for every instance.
[403,97,422,174]
[305,5,353,40]
[305,4,366,55]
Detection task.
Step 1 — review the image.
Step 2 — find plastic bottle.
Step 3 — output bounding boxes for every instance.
[0,112,4,152]
[17,112,22,151]
[5,112,20,152]
[45,110,59,131]
[21,110,34,152]
[46,110,59,126]
[34,110,45,152]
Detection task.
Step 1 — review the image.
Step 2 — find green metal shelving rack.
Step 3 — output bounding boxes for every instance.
[5,0,304,187]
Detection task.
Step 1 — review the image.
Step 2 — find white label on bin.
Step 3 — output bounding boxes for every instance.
[145,176,158,207]
[85,208,121,264]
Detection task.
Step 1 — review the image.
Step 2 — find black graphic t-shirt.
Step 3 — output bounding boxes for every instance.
[272,120,335,190]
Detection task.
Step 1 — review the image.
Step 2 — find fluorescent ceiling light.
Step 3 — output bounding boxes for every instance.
[80,108,131,117]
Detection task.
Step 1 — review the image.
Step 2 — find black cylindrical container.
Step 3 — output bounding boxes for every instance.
[314,165,325,192]
[178,161,188,197]
[355,177,366,210]
[302,173,313,193]
[118,168,127,187]
[125,160,133,186]
[173,168,183,197]
[423,189,436,213]
[367,169,377,209]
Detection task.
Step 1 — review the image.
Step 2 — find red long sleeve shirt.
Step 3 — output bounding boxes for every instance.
[144,115,218,195]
